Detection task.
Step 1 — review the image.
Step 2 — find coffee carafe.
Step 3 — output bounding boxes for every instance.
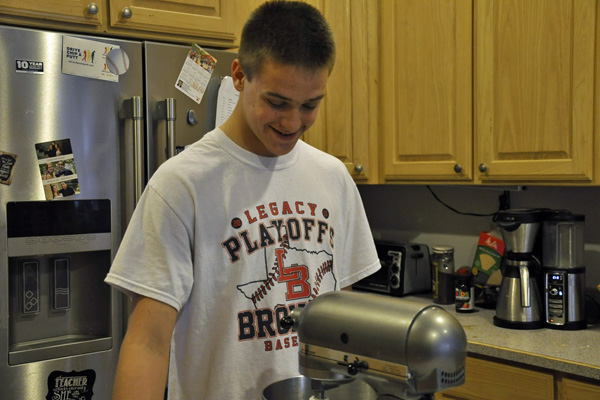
[494,209,544,329]
[542,210,586,330]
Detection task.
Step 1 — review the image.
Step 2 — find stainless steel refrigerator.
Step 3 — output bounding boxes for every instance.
[0,25,237,399]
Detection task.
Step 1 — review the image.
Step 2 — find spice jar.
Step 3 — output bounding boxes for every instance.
[455,266,475,313]
[431,246,455,304]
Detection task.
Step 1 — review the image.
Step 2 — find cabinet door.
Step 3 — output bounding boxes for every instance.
[557,376,600,400]
[303,0,378,183]
[380,0,473,182]
[108,0,236,46]
[436,356,554,400]
[0,0,105,28]
[475,0,595,182]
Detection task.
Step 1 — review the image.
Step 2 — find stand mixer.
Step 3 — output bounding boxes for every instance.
[264,291,467,400]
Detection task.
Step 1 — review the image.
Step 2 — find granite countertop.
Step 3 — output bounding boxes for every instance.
[405,294,600,381]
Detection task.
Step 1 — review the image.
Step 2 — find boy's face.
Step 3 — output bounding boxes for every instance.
[234,59,328,157]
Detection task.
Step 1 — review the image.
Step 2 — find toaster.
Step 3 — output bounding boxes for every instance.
[353,242,432,296]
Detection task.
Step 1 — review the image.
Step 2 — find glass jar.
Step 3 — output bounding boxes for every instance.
[432,246,455,304]
[455,266,475,312]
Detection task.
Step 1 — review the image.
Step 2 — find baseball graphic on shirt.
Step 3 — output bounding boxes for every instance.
[106,48,130,75]
[237,238,337,309]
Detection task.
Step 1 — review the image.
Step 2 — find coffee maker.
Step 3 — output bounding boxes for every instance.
[542,210,586,330]
[494,209,544,329]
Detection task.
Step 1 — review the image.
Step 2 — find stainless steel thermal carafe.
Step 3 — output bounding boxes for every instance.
[494,258,544,329]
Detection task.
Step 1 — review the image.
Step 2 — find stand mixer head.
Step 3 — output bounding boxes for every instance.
[266,291,467,400]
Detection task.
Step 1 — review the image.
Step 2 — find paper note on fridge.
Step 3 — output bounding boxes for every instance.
[62,36,119,82]
[216,76,239,126]
[175,44,216,104]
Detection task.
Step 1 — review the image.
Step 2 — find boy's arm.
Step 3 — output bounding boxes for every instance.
[112,295,177,400]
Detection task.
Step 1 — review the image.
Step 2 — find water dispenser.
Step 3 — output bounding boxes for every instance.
[6,200,114,365]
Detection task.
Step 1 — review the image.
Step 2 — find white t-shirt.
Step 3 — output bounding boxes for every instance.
[105,128,380,399]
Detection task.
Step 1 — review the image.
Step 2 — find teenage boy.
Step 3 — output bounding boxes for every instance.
[106,2,379,399]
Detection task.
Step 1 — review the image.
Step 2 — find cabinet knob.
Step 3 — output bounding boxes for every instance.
[354,164,363,173]
[87,3,99,15]
[479,163,488,173]
[122,7,133,19]
[454,163,463,173]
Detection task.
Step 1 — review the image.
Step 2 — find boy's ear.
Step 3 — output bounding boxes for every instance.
[231,59,246,91]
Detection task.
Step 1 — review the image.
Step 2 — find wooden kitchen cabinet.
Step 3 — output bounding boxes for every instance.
[557,375,600,400]
[379,0,597,184]
[0,0,249,47]
[380,0,473,183]
[474,0,596,183]
[107,0,237,47]
[435,355,555,400]
[301,0,379,183]
[435,355,600,400]
[0,0,108,32]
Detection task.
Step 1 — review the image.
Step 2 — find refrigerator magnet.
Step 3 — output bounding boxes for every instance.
[62,35,119,82]
[174,43,217,104]
[0,150,18,185]
[34,139,80,200]
[106,48,130,75]
[46,369,96,400]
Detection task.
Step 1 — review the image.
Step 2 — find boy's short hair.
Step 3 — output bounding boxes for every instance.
[238,1,336,80]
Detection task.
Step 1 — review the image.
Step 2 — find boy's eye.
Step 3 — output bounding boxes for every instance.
[265,97,320,111]
[267,99,286,108]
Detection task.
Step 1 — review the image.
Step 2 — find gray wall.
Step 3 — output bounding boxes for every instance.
[358,185,600,290]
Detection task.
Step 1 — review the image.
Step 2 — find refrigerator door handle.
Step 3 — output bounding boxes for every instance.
[123,96,144,203]
[157,98,177,158]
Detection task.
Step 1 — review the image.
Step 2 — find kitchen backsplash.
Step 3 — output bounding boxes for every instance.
[358,185,600,290]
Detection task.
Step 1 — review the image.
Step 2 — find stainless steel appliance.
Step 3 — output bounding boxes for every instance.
[270,291,467,400]
[494,209,544,329]
[143,41,236,180]
[0,25,236,399]
[353,242,431,296]
[542,210,587,330]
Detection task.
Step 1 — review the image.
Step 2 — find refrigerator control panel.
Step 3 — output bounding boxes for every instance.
[6,200,111,257]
